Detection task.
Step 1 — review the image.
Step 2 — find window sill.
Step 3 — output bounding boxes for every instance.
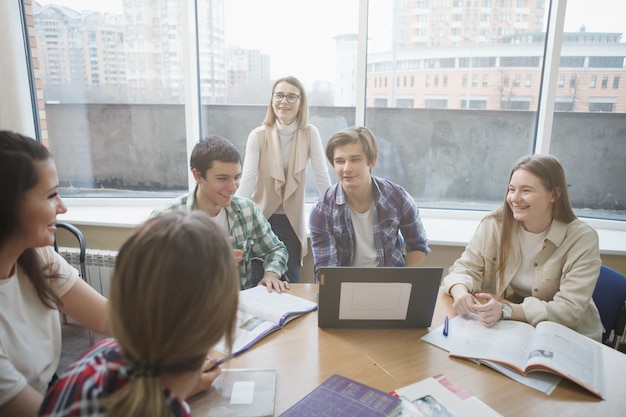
[56,199,626,256]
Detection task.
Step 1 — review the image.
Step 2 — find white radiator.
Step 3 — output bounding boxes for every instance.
[58,247,117,298]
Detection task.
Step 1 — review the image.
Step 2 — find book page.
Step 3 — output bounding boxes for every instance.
[393,375,502,417]
[525,321,605,398]
[449,319,536,373]
[213,310,279,355]
[239,285,317,326]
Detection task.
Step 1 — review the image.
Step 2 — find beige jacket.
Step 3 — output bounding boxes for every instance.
[443,217,603,341]
[251,126,311,260]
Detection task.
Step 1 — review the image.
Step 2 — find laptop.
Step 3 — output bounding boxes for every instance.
[317,267,443,329]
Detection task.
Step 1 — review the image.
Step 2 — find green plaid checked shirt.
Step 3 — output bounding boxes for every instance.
[151,188,288,289]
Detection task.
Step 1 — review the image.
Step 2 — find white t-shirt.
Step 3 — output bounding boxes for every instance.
[0,247,78,405]
[350,204,380,267]
[210,207,230,234]
[510,224,548,297]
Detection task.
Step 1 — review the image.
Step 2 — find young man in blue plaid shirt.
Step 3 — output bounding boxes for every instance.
[309,127,430,282]
[152,136,288,292]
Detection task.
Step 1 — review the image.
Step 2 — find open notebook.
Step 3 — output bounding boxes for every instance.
[318,266,443,328]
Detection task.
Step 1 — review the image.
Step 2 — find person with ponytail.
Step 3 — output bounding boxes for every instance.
[0,131,109,417]
[38,211,240,416]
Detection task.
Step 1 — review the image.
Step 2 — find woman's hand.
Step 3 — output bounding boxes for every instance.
[450,284,480,316]
[472,293,503,327]
[186,357,222,399]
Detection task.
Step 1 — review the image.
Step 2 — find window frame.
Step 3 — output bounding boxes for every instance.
[2,0,623,249]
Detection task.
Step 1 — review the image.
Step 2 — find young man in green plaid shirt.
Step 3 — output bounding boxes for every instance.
[151,136,288,292]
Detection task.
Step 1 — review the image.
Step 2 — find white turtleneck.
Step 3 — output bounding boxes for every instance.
[237,121,331,207]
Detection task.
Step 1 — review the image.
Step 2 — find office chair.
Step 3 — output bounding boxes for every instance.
[592,265,626,350]
[54,222,95,346]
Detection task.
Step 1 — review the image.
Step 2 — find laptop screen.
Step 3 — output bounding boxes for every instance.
[317,267,443,328]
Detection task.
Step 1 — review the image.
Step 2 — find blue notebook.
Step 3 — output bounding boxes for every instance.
[279,374,402,417]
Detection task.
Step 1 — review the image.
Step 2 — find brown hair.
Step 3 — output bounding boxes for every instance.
[0,130,61,308]
[325,126,378,166]
[263,76,309,128]
[106,211,239,417]
[486,154,576,293]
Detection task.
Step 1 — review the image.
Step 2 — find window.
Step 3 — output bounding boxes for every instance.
[601,76,608,89]
[589,102,614,112]
[425,98,448,109]
[396,98,414,108]
[9,0,625,222]
[550,0,625,219]
[554,100,574,111]
[558,76,565,88]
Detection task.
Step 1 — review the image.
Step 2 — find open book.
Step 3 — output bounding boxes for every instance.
[213,285,317,358]
[391,374,502,417]
[448,318,606,399]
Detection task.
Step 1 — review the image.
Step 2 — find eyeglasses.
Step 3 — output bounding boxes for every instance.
[272,93,300,104]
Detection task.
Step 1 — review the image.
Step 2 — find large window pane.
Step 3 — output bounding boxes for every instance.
[203,0,359,201]
[365,0,548,210]
[551,0,626,220]
[32,0,187,197]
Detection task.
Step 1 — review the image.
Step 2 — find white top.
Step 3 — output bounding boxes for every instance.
[237,121,331,211]
[510,224,549,297]
[211,207,230,234]
[350,204,379,267]
[0,247,78,405]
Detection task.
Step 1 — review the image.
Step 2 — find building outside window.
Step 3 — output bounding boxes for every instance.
[10,0,625,222]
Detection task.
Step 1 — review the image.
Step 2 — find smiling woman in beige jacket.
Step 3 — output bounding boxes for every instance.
[237,76,331,283]
[443,155,602,341]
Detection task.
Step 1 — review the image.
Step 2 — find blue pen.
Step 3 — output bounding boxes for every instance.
[443,315,449,336]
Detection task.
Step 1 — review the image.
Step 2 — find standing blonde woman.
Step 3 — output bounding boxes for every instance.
[237,76,332,283]
[38,211,240,417]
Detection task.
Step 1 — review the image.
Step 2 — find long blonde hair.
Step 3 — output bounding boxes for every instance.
[486,154,576,294]
[106,211,239,417]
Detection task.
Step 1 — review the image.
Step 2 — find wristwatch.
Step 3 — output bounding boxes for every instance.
[501,302,513,320]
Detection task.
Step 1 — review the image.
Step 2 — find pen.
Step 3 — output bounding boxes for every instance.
[443,315,449,337]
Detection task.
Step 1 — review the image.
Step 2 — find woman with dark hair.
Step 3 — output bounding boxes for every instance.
[443,155,602,340]
[0,131,109,416]
[38,211,240,417]
[237,76,332,283]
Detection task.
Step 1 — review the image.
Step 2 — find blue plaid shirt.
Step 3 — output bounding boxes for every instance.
[309,176,430,281]
[151,189,288,289]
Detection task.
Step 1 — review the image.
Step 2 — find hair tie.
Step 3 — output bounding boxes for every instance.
[132,359,161,378]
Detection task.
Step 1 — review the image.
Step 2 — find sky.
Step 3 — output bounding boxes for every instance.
[36,0,626,85]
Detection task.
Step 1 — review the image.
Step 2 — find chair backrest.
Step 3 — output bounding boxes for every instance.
[54,222,87,279]
[592,265,626,343]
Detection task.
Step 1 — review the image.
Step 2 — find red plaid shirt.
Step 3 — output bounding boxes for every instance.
[37,338,190,417]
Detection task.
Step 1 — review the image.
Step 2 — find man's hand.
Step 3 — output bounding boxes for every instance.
[258,271,289,293]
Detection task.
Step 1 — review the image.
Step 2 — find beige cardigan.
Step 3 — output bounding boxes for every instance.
[251,125,311,261]
[443,217,603,341]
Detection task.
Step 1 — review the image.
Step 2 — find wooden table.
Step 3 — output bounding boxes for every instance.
[215,284,626,416]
